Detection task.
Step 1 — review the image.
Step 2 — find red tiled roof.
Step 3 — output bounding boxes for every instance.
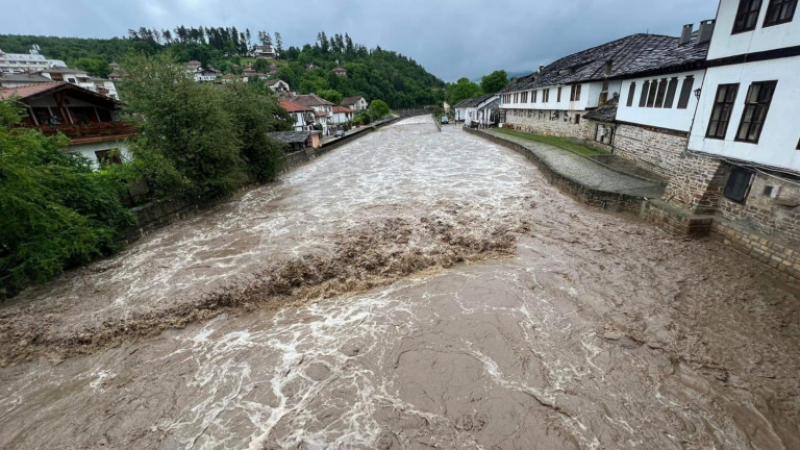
[279,100,313,113]
[332,106,353,113]
[292,94,334,107]
[0,81,66,100]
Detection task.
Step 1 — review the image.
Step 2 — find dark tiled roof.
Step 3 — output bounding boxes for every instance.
[503,33,708,93]
[584,105,618,122]
[293,94,334,106]
[0,73,52,83]
[454,93,499,108]
[342,96,365,105]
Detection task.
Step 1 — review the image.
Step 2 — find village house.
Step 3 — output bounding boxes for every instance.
[0,46,66,73]
[0,72,54,88]
[342,95,368,112]
[332,67,348,77]
[454,94,500,126]
[0,81,136,169]
[250,44,278,59]
[291,94,334,135]
[193,66,221,83]
[331,105,354,125]
[0,67,120,99]
[266,79,290,95]
[279,99,315,131]
[500,0,800,276]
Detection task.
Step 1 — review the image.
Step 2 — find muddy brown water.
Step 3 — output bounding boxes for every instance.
[1,116,799,449]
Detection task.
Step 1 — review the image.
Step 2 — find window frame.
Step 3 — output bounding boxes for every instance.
[706,83,740,140]
[557,87,562,103]
[732,0,763,34]
[626,82,636,107]
[663,77,679,109]
[677,76,695,109]
[723,166,754,203]
[639,81,650,107]
[735,80,777,144]
[654,79,668,108]
[763,0,797,26]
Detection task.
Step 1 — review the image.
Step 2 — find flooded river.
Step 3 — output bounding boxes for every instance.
[1,116,799,449]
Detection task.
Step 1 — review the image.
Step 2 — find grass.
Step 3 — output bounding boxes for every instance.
[493,128,607,157]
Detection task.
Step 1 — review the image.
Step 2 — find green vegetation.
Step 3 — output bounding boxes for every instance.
[480,70,509,94]
[0,101,131,297]
[494,128,607,157]
[0,29,446,108]
[0,54,296,296]
[446,78,482,107]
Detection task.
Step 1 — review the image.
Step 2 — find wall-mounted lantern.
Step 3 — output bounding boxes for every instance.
[694,88,702,99]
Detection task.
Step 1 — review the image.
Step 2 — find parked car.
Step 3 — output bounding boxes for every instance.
[441,116,449,124]
[334,130,345,137]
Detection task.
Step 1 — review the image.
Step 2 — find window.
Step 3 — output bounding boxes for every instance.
[95,149,123,166]
[723,167,753,203]
[542,89,550,103]
[677,76,695,109]
[626,82,636,107]
[663,78,679,108]
[654,79,668,108]
[736,81,777,143]
[533,90,538,103]
[639,81,650,107]
[521,92,528,103]
[557,87,562,102]
[733,0,763,33]
[764,0,796,26]
[646,80,658,107]
[575,114,581,124]
[595,124,615,145]
[570,84,582,101]
[706,84,740,139]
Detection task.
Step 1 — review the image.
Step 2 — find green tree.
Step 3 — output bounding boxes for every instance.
[222,83,294,182]
[368,99,391,120]
[72,57,112,78]
[0,100,130,296]
[318,89,343,105]
[480,70,509,94]
[119,54,245,196]
[447,78,482,107]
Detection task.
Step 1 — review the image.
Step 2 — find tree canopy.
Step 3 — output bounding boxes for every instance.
[481,70,509,94]
[446,78,483,107]
[0,30,446,108]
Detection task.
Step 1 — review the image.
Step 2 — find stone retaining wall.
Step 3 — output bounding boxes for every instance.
[465,127,645,214]
[504,108,592,140]
[711,219,800,280]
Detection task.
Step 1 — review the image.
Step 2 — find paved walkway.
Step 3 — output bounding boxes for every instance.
[484,129,665,198]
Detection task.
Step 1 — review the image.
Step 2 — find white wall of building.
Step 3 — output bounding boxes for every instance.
[708,0,800,59]
[688,57,800,171]
[501,81,612,111]
[617,70,706,132]
[72,141,132,170]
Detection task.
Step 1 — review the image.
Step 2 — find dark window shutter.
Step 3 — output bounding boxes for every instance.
[627,82,636,107]
[639,81,650,107]
[677,76,695,109]
[654,79,668,108]
[723,167,754,202]
[646,80,658,107]
[664,78,679,108]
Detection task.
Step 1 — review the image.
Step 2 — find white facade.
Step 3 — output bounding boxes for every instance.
[708,0,800,59]
[73,141,132,170]
[331,109,354,125]
[501,81,620,112]
[688,57,800,171]
[0,47,66,73]
[617,70,705,132]
[344,96,368,112]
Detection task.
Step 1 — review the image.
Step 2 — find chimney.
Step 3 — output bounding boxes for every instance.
[539,65,545,73]
[698,19,715,44]
[680,24,693,45]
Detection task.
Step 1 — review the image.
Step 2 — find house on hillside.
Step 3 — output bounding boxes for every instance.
[0,72,54,88]
[0,82,136,169]
[342,96,368,112]
[279,99,315,131]
[193,67,221,83]
[251,45,278,59]
[291,94,334,135]
[266,79,290,94]
[331,105,354,125]
[0,46,67,74]
[454,94,500,126]
[38,67,120,99]
[332,67,348,77]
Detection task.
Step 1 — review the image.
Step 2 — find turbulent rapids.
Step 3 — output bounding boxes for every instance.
[1,116,799,450]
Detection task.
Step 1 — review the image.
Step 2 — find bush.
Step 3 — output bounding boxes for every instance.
[0,100,131,296]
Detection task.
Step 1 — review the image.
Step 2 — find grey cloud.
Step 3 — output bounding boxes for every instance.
[2,0,719,81]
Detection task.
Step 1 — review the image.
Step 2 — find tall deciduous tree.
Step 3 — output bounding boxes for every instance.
[480,70,509,94]
[447,78,482,106]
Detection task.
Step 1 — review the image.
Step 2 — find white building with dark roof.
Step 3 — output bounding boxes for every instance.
[0,46,67,73]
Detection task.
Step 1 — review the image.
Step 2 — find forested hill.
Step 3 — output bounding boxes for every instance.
[0,30,445,108]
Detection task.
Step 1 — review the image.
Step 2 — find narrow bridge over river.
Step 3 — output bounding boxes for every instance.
[1,117,798,450]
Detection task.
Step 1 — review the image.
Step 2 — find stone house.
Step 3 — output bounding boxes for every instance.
[342,96,368,112]
[454,94,500,126]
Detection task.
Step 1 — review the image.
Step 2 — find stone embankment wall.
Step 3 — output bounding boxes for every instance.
[465,127,645,214]
[504,108,592,140]
[126,115,415,241]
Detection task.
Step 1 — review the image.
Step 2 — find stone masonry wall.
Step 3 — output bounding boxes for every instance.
[504,109,592,140]
[612,123,726,213]
[716,171,800,245]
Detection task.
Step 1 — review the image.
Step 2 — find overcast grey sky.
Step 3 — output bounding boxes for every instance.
[1,0,720,81]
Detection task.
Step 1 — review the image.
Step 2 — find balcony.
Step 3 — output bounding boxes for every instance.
[25,121,138,144]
